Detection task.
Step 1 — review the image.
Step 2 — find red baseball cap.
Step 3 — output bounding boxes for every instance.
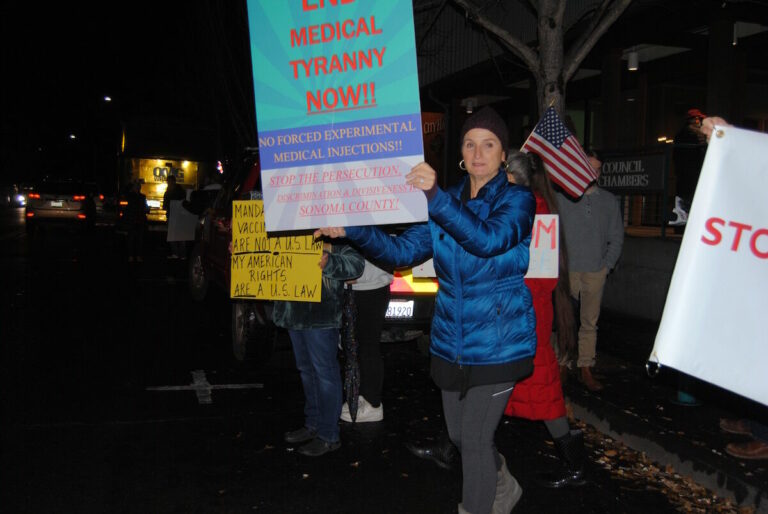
[687,108,706,119]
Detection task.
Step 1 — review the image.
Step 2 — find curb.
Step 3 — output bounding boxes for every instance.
[567,392,768,514]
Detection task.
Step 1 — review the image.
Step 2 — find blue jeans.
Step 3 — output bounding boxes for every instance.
[289,328,342,443]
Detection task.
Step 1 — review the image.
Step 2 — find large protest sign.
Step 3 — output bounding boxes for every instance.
[246,0,427,231]
[231,200,324,302]
[651,126,768,407]
[525,214,559,279]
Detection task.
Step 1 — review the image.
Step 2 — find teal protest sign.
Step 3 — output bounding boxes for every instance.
[247,0,426,231]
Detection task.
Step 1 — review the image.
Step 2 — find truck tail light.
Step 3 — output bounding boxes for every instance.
[73,195,86,201]
[28,193,40,199]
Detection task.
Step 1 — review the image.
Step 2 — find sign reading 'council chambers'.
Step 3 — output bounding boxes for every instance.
[599,150,667,192]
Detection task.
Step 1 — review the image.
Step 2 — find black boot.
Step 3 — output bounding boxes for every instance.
[536,429,586,488]
[405,432,458,470]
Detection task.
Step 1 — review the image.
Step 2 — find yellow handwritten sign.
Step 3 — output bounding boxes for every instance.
[231,200,323,302]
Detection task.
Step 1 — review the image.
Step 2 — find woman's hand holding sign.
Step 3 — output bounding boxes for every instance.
[314,227,347,240]
[406,162,437,192]
[314,162,437,241]
[701,116,731,142]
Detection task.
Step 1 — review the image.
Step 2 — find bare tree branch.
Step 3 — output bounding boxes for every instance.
[451,0,540,71]
[563,0,601,34]
[418,0,450,47]
[564,0,611,53]
[414,0,449,14]
[563,0,632,81]
[516,0,538,18]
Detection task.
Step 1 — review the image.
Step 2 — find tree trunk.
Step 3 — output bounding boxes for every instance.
[536,0,566,116]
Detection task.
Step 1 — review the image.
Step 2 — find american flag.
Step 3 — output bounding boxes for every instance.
[522,107,598,197]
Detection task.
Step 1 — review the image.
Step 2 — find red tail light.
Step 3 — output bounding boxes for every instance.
[73,195,86,201]
[28,193,40,199]
[77,214,87,219]
[26,212,35,217]
[99,194,104,201]
[119,200,128,206]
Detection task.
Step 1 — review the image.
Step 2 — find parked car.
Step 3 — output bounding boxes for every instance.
[1,184,28,208]
[188,159,277,367]
[382,256,437,354]
[24,178,97,234]
[188,154,438,366]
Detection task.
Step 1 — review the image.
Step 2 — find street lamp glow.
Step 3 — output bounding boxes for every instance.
[69,134,77,140]
[104,95,112,102]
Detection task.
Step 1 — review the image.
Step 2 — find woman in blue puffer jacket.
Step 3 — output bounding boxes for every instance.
[315,107,536,514]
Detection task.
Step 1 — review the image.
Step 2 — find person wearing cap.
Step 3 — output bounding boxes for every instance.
[670,108,708,226]
[315,106,536,514]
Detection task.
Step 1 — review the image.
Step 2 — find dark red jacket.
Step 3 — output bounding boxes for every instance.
[505,194,566,421]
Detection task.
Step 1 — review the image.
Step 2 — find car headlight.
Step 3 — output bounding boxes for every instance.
[16,194,25,205]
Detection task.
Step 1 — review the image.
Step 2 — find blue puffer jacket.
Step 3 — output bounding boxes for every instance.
[346,170,536,366]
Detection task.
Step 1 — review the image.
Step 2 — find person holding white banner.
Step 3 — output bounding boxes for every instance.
[316,107,535,514]
[556,150,624,392]
[698,115,768,461]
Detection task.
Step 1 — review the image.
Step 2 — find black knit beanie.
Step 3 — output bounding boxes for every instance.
[459,106,509,149]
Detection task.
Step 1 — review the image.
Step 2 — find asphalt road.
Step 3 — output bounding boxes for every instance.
[0,207,692,513]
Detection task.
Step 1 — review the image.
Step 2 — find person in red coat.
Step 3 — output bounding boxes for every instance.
[504,150,586,488]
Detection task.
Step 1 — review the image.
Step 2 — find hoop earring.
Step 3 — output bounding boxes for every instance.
[459,160,466,171]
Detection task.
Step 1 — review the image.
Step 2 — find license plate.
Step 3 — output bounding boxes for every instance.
[386,300,414,319]
[50,200,63,207]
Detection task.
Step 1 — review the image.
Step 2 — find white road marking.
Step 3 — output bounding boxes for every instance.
[146,369,263,404]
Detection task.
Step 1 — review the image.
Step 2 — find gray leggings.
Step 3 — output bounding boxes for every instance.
[442,382,515,514]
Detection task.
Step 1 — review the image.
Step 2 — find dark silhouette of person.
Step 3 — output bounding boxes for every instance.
[670,108,707,226]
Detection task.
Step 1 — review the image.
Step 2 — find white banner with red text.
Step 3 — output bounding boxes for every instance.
[651,125,768,406]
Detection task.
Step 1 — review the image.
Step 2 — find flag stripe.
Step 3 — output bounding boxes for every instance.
[523,139,585,195]
[525,136,591,188]
[563,138,595,176]
[555,139,593,182]
[524,145,583,196]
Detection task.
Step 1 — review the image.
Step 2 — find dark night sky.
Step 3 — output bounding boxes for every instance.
[0,0,253,184]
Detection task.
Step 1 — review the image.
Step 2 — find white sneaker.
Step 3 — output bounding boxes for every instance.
[340,396,383,423]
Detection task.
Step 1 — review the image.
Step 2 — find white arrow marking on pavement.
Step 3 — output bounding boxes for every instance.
[146,370,263,405]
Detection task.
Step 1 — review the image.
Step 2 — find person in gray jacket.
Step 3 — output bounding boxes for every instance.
[557,150,624,392]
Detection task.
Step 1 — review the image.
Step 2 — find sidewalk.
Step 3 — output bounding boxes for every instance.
[565,311,768,513]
